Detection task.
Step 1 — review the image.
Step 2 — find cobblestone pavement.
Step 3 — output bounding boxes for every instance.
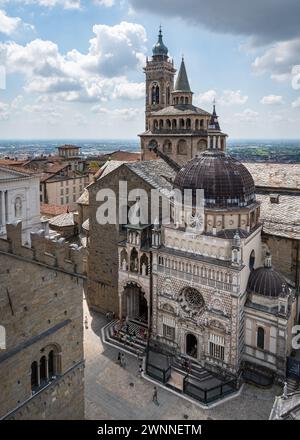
[84,299,281,420]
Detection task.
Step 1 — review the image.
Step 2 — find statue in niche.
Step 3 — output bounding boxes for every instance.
[122,259,127,271]
[142,263,147,276]
[15,197,22,218]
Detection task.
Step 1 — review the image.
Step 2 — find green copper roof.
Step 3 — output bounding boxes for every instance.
[174,58,191,92]
[152,27,168,57]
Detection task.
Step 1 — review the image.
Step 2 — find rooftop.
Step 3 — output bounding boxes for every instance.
[151,104,211,117]
[258,194,300,239]
[41,204,70,217]
[49,212,76,228]
[244,162,300,191]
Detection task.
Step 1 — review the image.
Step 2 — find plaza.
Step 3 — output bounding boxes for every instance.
[84,299,281,420]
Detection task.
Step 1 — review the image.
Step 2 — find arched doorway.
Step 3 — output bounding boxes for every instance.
[123,282,148,325]
[186,333,198,358]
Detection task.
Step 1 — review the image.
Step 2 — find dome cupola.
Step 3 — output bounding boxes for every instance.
[247,253,289,298]
[174,150,256,209]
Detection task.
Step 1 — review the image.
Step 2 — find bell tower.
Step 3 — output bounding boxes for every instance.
[144,27,176,130]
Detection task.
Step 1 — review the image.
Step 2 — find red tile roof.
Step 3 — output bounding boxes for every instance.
[41,204,70,217]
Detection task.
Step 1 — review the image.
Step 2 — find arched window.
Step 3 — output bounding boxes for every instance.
[159,119,164,129]
[177,139,188,155]
[153,120,158,130]
[130,248,138,272]
[186,118,191,129]
[249,250,255,270]
[166,119,171,128]
[140,253,149,276]
[151,84,160,105]
[163,140,172,154]
[200,119,204,127]
[180,96,184,104]
[31,361,39,390]
[257,327,265,350]
[172,119,177,129]
[185,97,188,104]
[179,119,185,129]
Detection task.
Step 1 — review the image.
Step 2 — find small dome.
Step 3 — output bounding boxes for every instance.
[248,260,289,298]
[174,150,256,209]
[152,28,168,57]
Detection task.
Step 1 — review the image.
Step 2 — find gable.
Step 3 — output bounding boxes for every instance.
[0,166,31,181]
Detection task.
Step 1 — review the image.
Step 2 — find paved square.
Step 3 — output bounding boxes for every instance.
[84,299,281,420]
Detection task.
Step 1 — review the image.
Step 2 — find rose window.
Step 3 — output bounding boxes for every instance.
[178,287,205,317]
[185,288,204,308]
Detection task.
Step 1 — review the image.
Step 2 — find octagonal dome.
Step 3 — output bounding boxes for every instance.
[248,266,289,298]
[174,150,256,209]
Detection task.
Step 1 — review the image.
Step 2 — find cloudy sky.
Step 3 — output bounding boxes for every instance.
[0,0,299,139]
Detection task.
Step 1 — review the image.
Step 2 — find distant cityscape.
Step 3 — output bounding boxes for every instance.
[1,139,300,163]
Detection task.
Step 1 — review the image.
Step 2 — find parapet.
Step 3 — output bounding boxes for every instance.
[0,222,87,277]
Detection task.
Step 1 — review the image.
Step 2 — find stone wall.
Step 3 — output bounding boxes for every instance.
[87,165,153,314]
[0,221,86,420]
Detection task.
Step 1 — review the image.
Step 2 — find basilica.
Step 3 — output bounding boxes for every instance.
[87,29,299,391]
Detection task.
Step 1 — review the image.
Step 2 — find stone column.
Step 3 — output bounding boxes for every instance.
[37,364,41,387]
[207,136,210,149]
[1,191,5,226]
[213,136,217,149]
[119,293,123,320]
[45,357,49,381]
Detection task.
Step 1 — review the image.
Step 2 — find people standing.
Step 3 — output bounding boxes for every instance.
[121,353,126,368]
[138,364,143,378]
[152,386,159,405]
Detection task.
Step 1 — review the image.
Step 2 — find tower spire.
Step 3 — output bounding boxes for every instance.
[209,99,220,131]
[174,58,191,92]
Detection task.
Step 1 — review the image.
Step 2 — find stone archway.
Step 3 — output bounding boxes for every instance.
[121,282,149,325]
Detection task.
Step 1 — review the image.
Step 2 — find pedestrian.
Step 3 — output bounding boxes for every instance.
[84,316,88,329]
[138,364,143,378]
[117,352,121,365]
[121,353,126,368]
[152,386,159,405]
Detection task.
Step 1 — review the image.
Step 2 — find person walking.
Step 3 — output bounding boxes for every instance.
[138,364,143,378]
[121,353,126,368]
[117,352,121,366]
[152,386,159,405]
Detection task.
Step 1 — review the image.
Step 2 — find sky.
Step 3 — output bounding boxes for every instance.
[0,0,299,140]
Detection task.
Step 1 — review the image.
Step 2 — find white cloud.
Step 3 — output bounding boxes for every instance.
[220,90,248,106]
[0,9,21,35]
[0,21,147,103]
[0,101,9,120]
[91,105,141,121]
[292,97,300,108]
[260,95,284,105]
[234,108,259,122]
[252,38,300,81]
[93,0,114,6]
[113,81,145,100]
[196,89,248,107]
[24,0,81,9]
